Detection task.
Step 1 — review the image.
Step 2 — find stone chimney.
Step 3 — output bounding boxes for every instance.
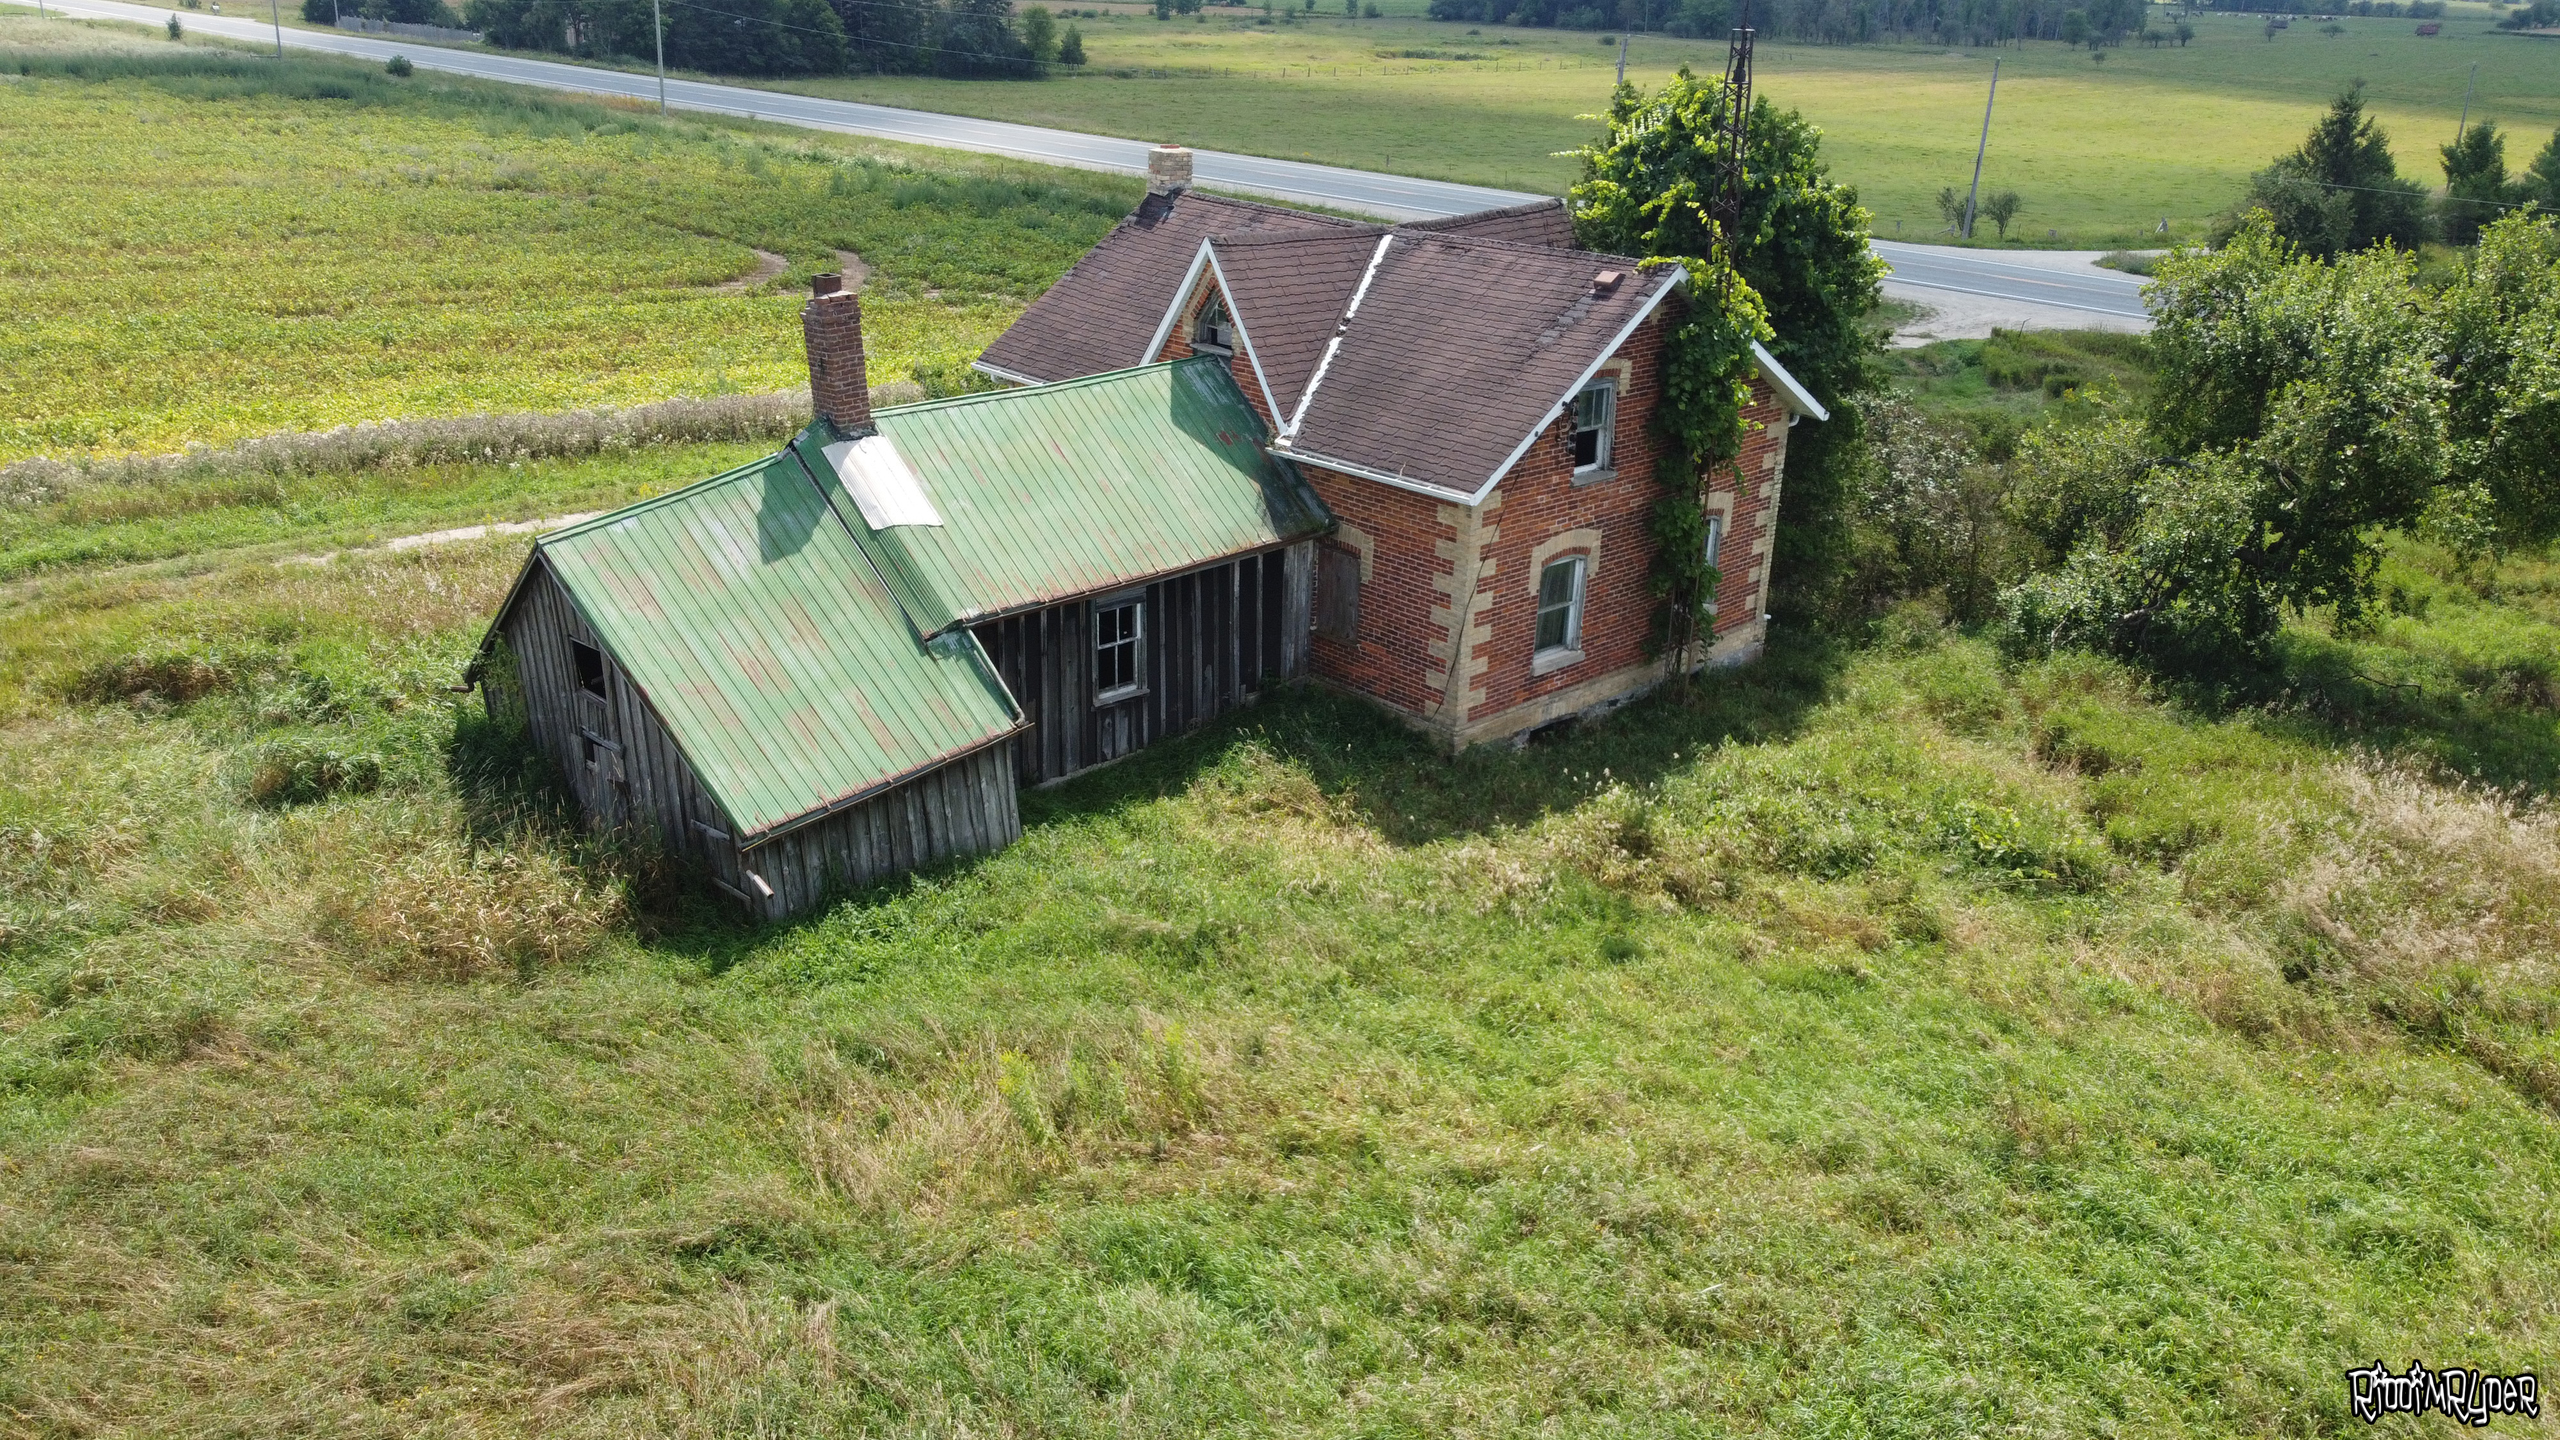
[1146,144,1193,196]
[802,273,872,434]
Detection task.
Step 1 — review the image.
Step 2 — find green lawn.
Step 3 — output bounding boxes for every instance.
[0,22,1141,460]
[3,434,2557,1431]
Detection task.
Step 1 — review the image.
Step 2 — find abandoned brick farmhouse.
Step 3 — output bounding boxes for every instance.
[474,145,1828,917]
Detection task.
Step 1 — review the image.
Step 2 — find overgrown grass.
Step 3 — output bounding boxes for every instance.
[2,456,2557,1431]
[0,28,1136,459]
[1883,326,2154,446]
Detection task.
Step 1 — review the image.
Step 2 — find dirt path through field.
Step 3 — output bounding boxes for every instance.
[712,249,789,293]
[278,514,600,568]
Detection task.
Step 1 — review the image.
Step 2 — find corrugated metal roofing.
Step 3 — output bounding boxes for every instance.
[531,452,1019,840]
[796,357,1331,635]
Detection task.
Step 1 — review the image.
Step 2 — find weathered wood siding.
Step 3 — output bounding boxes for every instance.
[971,541,1314,785]
[491,560,1021,920]
[737,743,1019,919]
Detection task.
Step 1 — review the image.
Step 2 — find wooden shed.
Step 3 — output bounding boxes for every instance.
[474,449,1025,919]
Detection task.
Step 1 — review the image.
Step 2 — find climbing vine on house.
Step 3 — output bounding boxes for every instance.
[1572,69,1887,645]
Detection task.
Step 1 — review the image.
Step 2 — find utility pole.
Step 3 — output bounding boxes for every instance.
[1615,33,1627,87]
[271,0,284,56]
[1962,57,1999,240]
[653,0,668,113]
[2454,61,2477,143]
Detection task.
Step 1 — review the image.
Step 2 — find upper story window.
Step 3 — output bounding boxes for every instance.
[1192,293,1235,353]
[1535,556,1586,656]
[1570,380,1616,473]
[570,637,608,700]
[1095,593,1146,703]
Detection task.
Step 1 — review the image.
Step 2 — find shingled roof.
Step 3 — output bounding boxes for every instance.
[1254,231,1684,501]
[977,190,1352,386]
[1401,198,1578,249]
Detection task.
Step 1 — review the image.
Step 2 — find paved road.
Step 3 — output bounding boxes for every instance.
[1871,239,2152,323]
[46,0,2156,322]
[42,0,1541,219]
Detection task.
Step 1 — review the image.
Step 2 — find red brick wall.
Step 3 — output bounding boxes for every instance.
[1299,462,1457,719]
[1706,383,1790,637]
[1469,315,1672,723]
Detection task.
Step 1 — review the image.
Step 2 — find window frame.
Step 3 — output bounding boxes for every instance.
[1093,592,1148,704]
[1534,555,1588,659]
[1192,293,1235,354]
[1569,380,1617,475]
[1701,511,1726,616]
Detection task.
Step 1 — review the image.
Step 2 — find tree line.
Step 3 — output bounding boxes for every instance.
[319,0,1086,77]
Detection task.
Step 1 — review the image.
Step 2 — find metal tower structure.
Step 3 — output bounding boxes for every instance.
[1711,0,1756,251]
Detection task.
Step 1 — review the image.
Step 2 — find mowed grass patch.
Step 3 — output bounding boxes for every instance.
[738,9,2556,240]
[2,501,2557,1430]
[0,28,1139,460]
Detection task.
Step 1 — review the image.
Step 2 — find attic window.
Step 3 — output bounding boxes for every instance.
[1570,380,1616,473]
[1192,293,1235,354]
[570,638,607,699]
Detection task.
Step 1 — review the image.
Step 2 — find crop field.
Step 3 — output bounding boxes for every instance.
[3,414,2559,1430]
[0,22,1140,461]
[763,7,2560,243]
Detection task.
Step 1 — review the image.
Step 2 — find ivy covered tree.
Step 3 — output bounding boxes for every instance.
[1570,70,1886,633]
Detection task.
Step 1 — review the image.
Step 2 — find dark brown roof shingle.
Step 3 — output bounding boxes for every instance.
[1207,228,1388,420]
[1275,233,1678,499]
[977,191,1350,385]
[1401,198,1578,249]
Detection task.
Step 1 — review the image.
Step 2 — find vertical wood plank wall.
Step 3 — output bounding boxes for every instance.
[494,561,1022,921]
[970,541,1315,786]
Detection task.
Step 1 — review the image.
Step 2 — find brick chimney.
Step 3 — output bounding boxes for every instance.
[1146,144,1193,196]
[802,273,872,434]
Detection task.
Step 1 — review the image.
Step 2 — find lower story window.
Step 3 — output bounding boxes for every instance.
[1095,594,1145,701]
[1535,556,1586,655]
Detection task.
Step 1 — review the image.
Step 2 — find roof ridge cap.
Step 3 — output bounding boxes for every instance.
[874,357,1216,418]
[1206,224,1391,247]
[1385,228,1647,269]
[539,451,793,545]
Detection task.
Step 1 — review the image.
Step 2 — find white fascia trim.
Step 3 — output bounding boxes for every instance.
[1470,264,1691,504]
[1282,232,1396,441]
[1138,240,1284,422]
[1752,340,1830,422]
[1270,445,1474,505]
[1202,246,1285,422]
[970,359,1046,388]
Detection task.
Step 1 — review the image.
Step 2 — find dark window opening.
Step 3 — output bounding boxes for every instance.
[1095,596,1145,701]
[570,638,607,699]
[1193,294,1235,353]
[1570,381,1616,472]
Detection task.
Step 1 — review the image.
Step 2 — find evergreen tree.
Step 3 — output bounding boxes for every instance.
[2215,83,2428,257]
[2440,122,2517,246]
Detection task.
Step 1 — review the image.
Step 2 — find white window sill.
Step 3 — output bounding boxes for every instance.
[1531,646,1583,677]
[1191,342,1233,357]
[1096,685,1148,706]
[1570,465,1617,487]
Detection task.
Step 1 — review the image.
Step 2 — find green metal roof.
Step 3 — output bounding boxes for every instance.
[792,357,1331,635]
[528,452,1019,842]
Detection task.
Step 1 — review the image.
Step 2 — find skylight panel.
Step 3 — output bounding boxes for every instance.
[823,435,944,529]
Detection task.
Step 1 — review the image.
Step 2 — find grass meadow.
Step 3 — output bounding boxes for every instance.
[0,18,1141,460]
[728,6,2556,243]
[4,431,2559,1429]
[4,20,2560,1433]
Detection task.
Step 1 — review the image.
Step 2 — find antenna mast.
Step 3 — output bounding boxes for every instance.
[1712,0,1755,252]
